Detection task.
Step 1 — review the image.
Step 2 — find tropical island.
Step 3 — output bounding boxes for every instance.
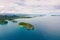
[0,14,33,24]
[0,14,33,20]
[0,20,8,24]
[18,22,34,30]
[0,14,45,25]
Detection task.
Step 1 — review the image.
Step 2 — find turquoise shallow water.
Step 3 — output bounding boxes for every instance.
[0,16,60,40]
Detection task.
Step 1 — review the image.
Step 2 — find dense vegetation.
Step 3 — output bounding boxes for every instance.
[0,15,33,24]
[0,15,32,20]
[18,22,34,30]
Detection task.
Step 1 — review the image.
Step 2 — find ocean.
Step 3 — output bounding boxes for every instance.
[0,16,60,40]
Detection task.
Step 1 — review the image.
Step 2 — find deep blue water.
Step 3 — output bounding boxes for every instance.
[0,16,60,40]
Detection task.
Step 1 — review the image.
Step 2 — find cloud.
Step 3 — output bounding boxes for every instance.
[0,0,60,14]
[53,5,60,9]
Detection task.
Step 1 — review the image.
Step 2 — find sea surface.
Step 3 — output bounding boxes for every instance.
[0,16,60,40]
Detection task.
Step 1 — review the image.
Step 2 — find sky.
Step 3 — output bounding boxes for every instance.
[0,0,60,14]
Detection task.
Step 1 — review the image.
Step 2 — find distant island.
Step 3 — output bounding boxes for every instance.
[0,14,45,24]
[0,15,33,20]
[0,15,32,24]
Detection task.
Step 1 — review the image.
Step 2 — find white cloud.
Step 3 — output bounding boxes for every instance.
[0,0,60,14]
